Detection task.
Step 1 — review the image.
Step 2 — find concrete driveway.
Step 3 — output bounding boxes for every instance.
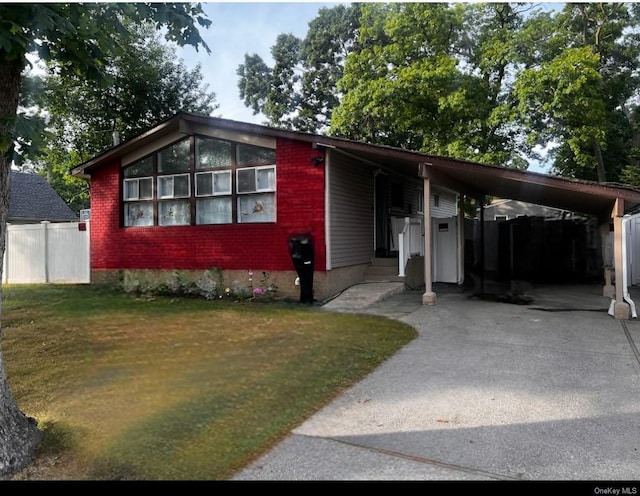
[232,283,640,481]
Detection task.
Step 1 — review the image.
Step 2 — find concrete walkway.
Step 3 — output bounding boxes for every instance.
[232,282,640,481]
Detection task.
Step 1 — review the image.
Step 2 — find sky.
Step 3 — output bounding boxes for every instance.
[176,2,340,124]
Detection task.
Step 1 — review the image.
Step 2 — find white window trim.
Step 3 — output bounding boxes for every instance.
[236,165,276,194]
[123,177,153,201]
[195,170,232,197]
[158,173,191,199]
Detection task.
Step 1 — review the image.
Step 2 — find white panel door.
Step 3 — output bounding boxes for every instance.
[432,217,458,283]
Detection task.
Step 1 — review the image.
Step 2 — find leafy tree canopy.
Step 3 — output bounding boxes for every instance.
[19,23,219,213]
[237,3,361,132]
[239,2,640,185]
[331,2,531,168]
[1,2,211,159]
[514,2,640,183]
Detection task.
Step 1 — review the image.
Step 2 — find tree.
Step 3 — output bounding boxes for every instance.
[237,4,360,132]
[23,24,219,214]
[0,3,210,479]
[295,3,361,132]
[331,2,531,168]
[239,3,640,185]
[514,3,640,183]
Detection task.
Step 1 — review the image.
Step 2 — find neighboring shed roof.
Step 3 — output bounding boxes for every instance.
[477,199,590,221]
[9,171,77,222]
[71,111,640,221]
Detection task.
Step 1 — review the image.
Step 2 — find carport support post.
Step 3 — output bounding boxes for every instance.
[422,174,436,305]
[612,198,630,320]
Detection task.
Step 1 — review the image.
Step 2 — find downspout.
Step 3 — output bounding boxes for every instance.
[622,215,637,318]
[608,212,637,318]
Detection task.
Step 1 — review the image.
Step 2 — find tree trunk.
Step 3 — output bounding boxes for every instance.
[592,139,607,183]
[0,57,42,480]
[621,103,640,168]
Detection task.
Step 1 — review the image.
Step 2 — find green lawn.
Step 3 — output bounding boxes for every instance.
[3,284,416,480]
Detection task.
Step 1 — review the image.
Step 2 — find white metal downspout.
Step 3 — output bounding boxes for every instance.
[610,215,637,318]
[623,216,637,318]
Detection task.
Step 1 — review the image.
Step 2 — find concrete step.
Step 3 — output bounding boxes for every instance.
[364,258,404,282]
[370,257,398,267]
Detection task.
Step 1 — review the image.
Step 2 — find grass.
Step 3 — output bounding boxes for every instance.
[2,284,416,480]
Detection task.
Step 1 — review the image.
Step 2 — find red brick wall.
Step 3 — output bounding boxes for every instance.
[89,138,326,272]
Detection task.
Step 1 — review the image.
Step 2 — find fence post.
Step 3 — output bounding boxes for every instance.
[41,221,50,283]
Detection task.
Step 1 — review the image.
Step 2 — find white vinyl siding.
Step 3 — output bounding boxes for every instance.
[328,153,374,268]
[431,188,457,218]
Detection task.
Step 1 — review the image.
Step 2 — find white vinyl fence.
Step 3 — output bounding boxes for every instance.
[3,221,90,284]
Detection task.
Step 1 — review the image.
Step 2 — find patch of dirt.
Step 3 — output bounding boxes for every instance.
[10,452,87,481]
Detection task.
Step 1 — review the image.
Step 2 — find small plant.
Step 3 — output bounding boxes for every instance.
[259,271,277,295]
[250,270,278,299]
[195,269,221,300]
[228,280,251,299]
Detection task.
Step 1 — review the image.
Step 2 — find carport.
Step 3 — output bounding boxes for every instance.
[309,136,640,319]
[416,159,640,320]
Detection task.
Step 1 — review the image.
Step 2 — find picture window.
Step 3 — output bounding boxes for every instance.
[122,136,276,227]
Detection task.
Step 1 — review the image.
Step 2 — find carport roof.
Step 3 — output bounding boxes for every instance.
[72,111,640,220]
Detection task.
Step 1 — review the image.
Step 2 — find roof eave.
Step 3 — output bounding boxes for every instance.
[70,114,185,177]
[73,112,337,177]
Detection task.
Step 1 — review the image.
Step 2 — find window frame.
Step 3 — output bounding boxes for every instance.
[121,135,277,227]
[195,170,233,197]
[236,165,276,194]
[157,173,191,199]
[123,177,153,201]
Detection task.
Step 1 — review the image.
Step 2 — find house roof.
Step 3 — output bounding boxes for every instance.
[71,111,640,221]
[10,171,77,222]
